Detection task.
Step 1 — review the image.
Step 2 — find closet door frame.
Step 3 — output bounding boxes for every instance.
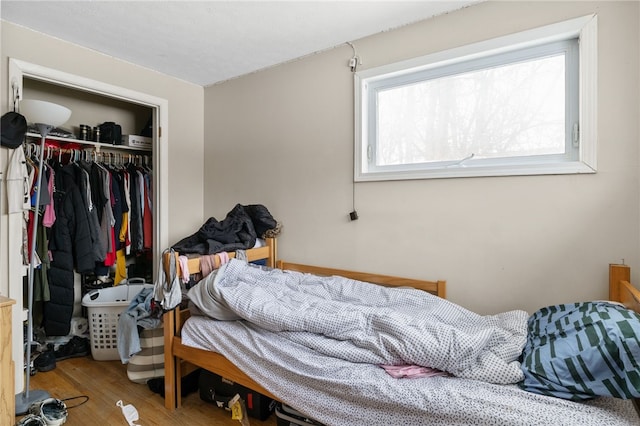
[7,58,169,394]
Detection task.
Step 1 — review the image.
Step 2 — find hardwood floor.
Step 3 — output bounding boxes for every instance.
[18,356,279,425]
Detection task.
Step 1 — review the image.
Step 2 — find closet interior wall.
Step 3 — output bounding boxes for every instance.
[24,79,151,138]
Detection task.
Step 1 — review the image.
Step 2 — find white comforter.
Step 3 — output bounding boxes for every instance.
[189,259,528,384]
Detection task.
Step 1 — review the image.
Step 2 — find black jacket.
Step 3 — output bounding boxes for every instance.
[44,162,94,336]
[172,204,278,255]
[75,161,105,262]
[128,165,144,252]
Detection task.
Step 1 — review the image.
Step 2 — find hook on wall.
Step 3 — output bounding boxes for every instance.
[11,79,21,112]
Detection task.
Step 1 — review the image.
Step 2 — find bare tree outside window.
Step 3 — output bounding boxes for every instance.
[376,54,565,167]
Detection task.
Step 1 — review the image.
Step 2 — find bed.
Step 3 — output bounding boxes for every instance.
[160,251,640,425]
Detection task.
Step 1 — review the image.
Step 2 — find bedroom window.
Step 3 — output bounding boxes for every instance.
[354,15,597,181]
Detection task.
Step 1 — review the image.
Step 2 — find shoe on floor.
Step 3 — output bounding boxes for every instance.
[55,336,90,361]
[147,377,165,397]
[33,345,56,372]
[16,413,46,426]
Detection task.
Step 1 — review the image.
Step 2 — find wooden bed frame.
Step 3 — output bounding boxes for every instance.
[161,239,446,410]
[160,251,639,414]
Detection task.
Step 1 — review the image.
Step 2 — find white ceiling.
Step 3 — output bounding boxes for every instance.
[1,1,480,87]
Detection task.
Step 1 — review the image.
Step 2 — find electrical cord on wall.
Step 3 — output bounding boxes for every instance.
[346,41,361,72]
[347,42,361,221]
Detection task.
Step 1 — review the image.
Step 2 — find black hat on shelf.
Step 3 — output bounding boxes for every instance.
[1,111,28,149]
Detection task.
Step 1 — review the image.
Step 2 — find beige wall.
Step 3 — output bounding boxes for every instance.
[204,1,640,314]
[0,20,205,255]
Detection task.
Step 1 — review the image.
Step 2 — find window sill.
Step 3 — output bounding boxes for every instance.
[355,161,597,182]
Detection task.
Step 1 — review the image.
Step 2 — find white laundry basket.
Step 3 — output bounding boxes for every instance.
[81,282,154,361]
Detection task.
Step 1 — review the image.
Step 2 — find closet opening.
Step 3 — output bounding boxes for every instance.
[6,58,169,395]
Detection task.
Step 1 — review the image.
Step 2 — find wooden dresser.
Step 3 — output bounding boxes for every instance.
[0,296,16,423]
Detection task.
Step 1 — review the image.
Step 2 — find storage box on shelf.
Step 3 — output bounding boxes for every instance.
[121,134,152,150]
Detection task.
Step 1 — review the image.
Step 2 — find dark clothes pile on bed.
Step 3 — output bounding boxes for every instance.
[171,204,281,255]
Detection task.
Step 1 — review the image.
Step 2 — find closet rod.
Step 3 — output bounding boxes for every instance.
[24,141,151,167]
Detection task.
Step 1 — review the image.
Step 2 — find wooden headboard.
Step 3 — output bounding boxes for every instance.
[609,264,640,313]
[163,237,277,278]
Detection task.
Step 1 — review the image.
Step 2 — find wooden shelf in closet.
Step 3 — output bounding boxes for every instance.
[25,132,151,153]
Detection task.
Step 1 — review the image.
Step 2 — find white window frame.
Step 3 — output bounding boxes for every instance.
[354,15,597,182]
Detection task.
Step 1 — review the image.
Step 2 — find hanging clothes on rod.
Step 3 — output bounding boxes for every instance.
[23,139,154,336]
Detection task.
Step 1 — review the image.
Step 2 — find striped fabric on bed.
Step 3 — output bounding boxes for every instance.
[520,302,640,400]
